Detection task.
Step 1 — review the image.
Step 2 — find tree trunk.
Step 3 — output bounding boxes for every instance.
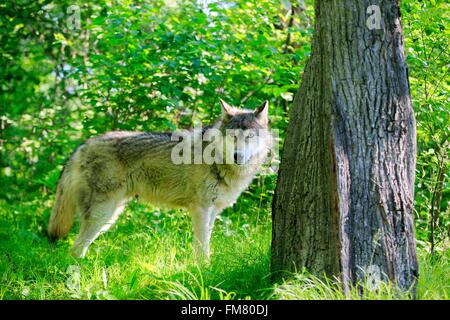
[271,0,418,293]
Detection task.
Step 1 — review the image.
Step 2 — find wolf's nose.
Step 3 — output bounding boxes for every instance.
[234,152,244,164]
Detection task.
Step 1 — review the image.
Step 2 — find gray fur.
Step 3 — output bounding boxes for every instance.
[47,101,271,259]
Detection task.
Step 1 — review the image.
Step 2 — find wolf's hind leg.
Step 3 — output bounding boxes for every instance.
[71,197,126,258]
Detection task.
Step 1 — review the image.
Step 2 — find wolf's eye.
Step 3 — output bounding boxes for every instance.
[247,132,255,138]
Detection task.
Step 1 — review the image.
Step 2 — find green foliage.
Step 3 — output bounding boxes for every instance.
[402,0,450,255]
[1,0,313,200]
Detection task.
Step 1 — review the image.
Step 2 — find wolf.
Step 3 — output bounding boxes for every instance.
[47,99,272,259]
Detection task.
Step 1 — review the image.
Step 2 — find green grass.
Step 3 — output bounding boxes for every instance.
[272,250,450,300]
[0,194,448,300]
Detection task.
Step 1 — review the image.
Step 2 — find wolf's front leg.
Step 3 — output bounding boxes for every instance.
[191,206,217,260]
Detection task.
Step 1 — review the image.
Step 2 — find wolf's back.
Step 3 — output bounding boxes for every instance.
[47,131,179,241]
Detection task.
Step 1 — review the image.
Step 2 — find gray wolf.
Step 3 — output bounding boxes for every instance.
[47,99,271,259]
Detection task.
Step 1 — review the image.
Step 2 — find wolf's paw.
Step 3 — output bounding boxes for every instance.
[193,249,211,265]
[70,245,87,259]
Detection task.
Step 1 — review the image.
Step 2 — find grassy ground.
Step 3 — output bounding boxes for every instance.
[0,190,448,300]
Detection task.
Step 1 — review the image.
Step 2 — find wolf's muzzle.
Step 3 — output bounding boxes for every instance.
[234,152,245,165]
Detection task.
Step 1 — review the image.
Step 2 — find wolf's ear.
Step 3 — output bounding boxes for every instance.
[220,99,234,117]
[254,100,269,121]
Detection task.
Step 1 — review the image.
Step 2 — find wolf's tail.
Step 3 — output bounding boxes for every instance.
[48,166,76,241]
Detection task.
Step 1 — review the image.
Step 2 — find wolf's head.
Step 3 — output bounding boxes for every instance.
[215,99,271,165]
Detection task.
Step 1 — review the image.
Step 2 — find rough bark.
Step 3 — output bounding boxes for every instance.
[271,0,418,293]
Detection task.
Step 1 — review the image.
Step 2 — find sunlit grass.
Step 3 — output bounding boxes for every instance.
[416,250,450,300]
[273,272,411,300]
[0,197,448,300]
